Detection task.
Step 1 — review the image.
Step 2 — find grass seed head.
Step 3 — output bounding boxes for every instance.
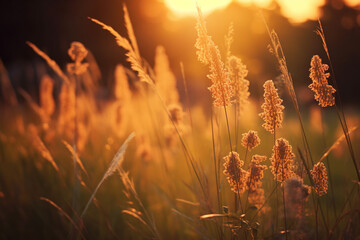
[67,42,89,75]
[270,138,295,183]
[228,55,249,115]
[241,130,261,150]
[308,55,336,107]
[247,154,267,191]
[195,6,233,107]
[259,80,284,134]
[223,151,249,194]
[311,162,328,196]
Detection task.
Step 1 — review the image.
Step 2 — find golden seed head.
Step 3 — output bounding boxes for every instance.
[270,138,295,183]
[207,44,233,107]
[247,155,267,191]
[241,130,261,150]
[195,8,233,107]
[259,80,284,134]
[223,151,249,194]
[311,162,328,196]
[67,42,89,75]
[68,41,88,63]
[195,21,210,65]
[308,55,336,107]
[228,56,249,115]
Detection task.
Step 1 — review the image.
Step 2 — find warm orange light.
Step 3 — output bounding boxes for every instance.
[163,0,328,23]
[164,0,232,16]
[344,0,360,8]
[276,0,325,23]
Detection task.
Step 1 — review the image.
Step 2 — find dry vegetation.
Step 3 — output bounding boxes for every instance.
[0,4,359,240]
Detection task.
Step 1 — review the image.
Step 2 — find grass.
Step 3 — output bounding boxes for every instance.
[0,4,360,240]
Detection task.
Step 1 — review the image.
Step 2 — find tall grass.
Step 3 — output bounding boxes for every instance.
[0,4,359,240]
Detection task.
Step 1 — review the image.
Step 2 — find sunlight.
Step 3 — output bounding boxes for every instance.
[345,0,360,7]
[163,0,327,22]
[163,0,232,16]
[277,0,325,22]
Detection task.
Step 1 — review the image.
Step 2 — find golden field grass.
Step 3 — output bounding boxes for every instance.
[0,4,360,240]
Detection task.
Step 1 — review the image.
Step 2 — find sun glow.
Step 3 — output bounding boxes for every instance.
[276,0,325,23]
[163,0,327,23]
[163,0,233,16]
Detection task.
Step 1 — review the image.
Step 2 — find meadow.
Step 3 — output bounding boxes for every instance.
[0,3,359,240]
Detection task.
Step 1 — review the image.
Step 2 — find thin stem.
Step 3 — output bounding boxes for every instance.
[297,148,330,237]
[335,106,360,181]
[211,108,221,214]
[273,126,279,233]
[316,19,359,181]
[315,199,319,240]
[321,109,337,220]
[152,85,208,202]
[234,103,238,152]
[282,162,288,240]
[180,62,193,132]
[223,105,233,152]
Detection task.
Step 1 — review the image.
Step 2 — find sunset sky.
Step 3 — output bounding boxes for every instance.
[163,0,360,22]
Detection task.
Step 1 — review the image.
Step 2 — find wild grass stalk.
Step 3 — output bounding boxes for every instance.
[26,41,70,84]
[40,197,84,239]
[89,12,211,205]
[319,110,337,220]
[2,4,360,240]
[297,148,330,237]
[315,20,360,182]
[179,62,193,132]
[118,167,161,239]
[80,132,135,219]
[261,14,315,177]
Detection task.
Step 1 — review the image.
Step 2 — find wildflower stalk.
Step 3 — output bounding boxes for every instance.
[90,13,211,205]
[211,110,224,240]
[66,42,89,221]
[72,75,80,213]
[261,14,315,178]
[282,161,288,240]
[211,108,221,214]
[153,86,208,200]
[274,127,279,234]
[180,62,193,132]
[316,19,360,182]
[298,148,330,237]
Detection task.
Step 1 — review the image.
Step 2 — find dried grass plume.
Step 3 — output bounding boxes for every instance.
[309,55,335,107]
[223,151,249,193]
[311,162,328,196]
[270,138,295,182]
[259,80,284,134]
[241,130,260,150]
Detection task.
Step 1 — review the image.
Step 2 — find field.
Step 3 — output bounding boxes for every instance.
[0,2,360,240]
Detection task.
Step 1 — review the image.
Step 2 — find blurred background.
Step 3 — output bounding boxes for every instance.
[0,0,359,106]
